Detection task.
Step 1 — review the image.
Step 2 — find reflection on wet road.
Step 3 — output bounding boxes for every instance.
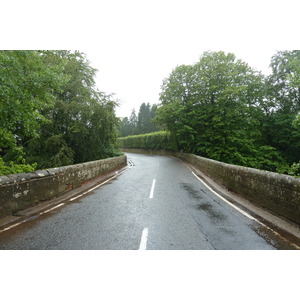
[0,153,297,249]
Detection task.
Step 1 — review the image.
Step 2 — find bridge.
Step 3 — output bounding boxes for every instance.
[0,152,300,249]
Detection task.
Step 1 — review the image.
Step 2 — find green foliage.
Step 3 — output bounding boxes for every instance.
[0,50,121,175]
[137,103,159,134]
[260,110,300,163]
[0,50,69,174]
[119,102,160,136]
[294,113,300,127]
[157,51,268,167]
[268,50,300,112]
[26,135,75,168]
[0,50,66,139]
[118,131,177,151]
[156,51,297,173]
[0,157,36,176]
[253,146,290,173]
[119,117,132,137]
[25,51,121,168]
[2,50,299,176]
[288,162,300,177]
[262,50,300,163]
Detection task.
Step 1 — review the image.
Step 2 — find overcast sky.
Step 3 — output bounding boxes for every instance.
[2,0,299,118]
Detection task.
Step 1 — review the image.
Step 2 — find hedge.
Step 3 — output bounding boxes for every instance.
[118,131,177,151]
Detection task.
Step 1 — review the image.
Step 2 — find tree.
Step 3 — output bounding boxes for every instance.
[26,51,120,168]
[0,50,67,173]
[137,103,152,134]
[119,117,131,137]
[157,51,286,171]
[129,109,138,135]
[263,50,300,164]
[267,50,300,112]
[119,103,160,136]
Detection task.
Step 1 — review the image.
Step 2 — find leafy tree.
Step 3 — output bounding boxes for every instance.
[267,50,300,112]
[0,50,121,174]
[137,102,158,134]
[26,51,120,168]
[157,51,286,171]
[137,103,150,134]
[148,104,160,133]
[129,109,138,135]
[119,103,160,137]
[0,50,67,173]
[118,109,139,137]
[262,50,300,164]
[120,117,131,136]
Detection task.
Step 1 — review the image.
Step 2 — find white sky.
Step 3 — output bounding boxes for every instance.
[2,0,299,118]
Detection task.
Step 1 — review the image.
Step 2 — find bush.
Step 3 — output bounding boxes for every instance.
[0,157,37,176]
[288,162,300,177]
[118,131,177,151]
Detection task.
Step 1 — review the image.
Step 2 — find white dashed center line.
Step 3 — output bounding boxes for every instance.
[149,179,156,199]
[139,227,149,250]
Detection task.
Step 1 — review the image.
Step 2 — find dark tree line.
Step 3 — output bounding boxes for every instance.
[156,51,300,175]
[0,50,120,175]
[119,102,160,137]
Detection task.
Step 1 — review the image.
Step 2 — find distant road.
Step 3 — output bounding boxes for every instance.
[0,153,294,249]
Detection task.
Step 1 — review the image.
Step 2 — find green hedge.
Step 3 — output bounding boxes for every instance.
[118,131,177,151]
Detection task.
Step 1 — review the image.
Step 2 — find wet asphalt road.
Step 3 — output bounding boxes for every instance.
[0,153,278,250]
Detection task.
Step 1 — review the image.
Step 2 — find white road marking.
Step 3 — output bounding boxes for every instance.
[39,203,65,215]
[0,220,27,233]
[139,227,148,250]
[68,194,83,202]
[149,179,156,199]
[187,166,300,250]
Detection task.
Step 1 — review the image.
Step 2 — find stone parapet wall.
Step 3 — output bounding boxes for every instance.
[0,155,127,217]
[179,153,300,224]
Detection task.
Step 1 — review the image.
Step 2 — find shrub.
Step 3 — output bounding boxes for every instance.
[0,157,37,176]
[288,162,300,177]
[118,131,177,151]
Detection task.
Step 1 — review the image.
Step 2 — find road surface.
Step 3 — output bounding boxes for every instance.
[0,153,296,249]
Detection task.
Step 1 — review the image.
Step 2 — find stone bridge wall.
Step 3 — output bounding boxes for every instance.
[179,153,300,224]
[0,155,127,218]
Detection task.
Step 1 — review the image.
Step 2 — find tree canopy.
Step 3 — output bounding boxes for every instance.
[0,50,121,175]
[157,51,300,174]
[119,102,160,137]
